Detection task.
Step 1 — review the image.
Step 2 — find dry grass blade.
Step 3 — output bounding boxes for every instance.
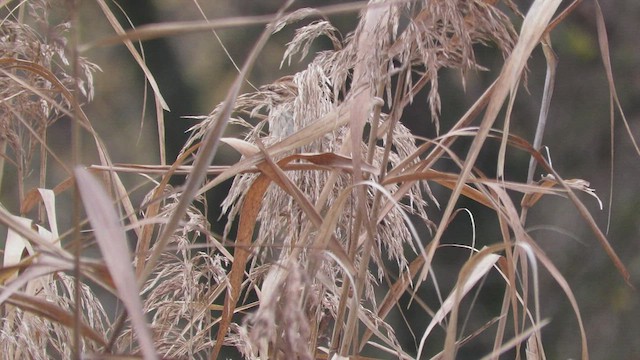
[0,208,68,304]
[37,188,59,237]
[332,4,392,352]
[155,97,166,166]
[593,0,640,236]
[209,5,300,359]
[479,319,550,360]
[74,167,157,360]
[213,163,271,358]
[0,206,68,257]
[418,249,501,359]
[285,152,379,175]
[200,105,350,194]
[359,255,425,351]
[525,36,557,186]
[140,3,294,296]
[83,1,371,49]
[545,0,583,35]
[3,0,632,357]
[94,0,169,111]
[521,236,589,358]
[133,143,200,276]
[2,215,36,283]
[549,168,630,284]
[386,168,573,208]
[0,254,71,305]
[222,136,380,175]
[253,142,356,273]
[384,170,495,209]
[421,0,562,283]
[320,180,424,356]
[429,317,504,360]
[525,332,544,360]
[89,163,229,175]
[0,57,140,241]
[215,143,372,355]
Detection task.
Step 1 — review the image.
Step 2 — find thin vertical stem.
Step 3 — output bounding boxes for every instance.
[67,0,82,358]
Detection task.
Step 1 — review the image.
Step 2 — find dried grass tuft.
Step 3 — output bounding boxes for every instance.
[0,0,633,359]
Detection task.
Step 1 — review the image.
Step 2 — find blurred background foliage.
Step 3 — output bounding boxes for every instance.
[64,0,640,358]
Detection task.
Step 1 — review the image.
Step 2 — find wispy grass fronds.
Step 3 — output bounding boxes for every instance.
[0,0,97,201]
[180,0,531,358]
[0,0,633,359]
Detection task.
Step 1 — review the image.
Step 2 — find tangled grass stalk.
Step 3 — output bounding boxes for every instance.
[0,0,634,359]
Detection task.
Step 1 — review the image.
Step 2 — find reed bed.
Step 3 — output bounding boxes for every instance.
[0,0,635,359]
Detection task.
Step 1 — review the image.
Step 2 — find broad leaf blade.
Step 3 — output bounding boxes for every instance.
[75,167,157,360]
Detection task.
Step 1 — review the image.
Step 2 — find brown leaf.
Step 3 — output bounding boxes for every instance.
[213,165,271,357]
[286,152,379,175]
[214,145,361,356]
[383,170,496,209]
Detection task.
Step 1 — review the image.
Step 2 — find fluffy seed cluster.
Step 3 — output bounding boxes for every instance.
[0,2,101,358]
[0,0,98,199]
[183,0,516,357]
